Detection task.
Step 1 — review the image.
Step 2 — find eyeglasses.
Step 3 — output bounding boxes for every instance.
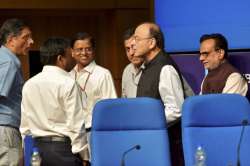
[199,48,220,58]
[73,47,93,54]
[133,35,153,42]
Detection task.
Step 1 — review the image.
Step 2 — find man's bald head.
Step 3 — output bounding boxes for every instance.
[136,22,164,49]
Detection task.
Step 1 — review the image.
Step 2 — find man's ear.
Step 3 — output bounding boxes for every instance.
[56,54,64,66]
[72,51,76,58]
[149,38,157,49]
[6,34,15,46]
[218,49,225,60]
[57,54,62,62]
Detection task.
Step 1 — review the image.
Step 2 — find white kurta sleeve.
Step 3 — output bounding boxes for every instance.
[159,65,184,124]
[222,72,248,96]
[99,71,117,98]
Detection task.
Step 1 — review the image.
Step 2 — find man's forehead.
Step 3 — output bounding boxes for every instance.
[124,37,133,44]
[74,39,92,47]
[135,24,150,35]
[19,27,32,35]
[200,39,215,49]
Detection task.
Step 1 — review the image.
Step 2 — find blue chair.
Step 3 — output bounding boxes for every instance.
[182,94,250,166]
[24,135,34,166]
[91,97,171,166]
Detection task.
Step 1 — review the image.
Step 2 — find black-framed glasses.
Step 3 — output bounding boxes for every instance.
[133,35,153,42]
[73,47,93,54]
[199,48,220,58]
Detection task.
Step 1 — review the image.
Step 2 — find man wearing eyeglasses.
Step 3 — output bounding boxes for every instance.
[132,22,193,166]
[70,32,117,161]
[199,33,248,95]
[0,18,33,166]
[121,28,144,98]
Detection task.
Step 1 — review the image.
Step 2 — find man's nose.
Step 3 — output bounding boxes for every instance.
[29,38,34,45]
[129,47,135,55]
[199,54,204,61]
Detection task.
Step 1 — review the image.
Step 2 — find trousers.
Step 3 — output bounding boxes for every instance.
[0,126,22,166]
[34,138,83,166]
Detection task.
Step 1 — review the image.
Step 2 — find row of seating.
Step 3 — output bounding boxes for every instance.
[91,94,250,166]
[24,94,250,165]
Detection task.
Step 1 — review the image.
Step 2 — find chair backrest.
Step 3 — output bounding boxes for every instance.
[182,94,250,166]
[91,97,171,166]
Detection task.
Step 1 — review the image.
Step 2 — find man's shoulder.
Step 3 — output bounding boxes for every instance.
[123,63,133,73]
[24,71,75,88]
[0,47,19,65]
[122,63,133,80]
[0,59,15,72]
[93,64,112,75]
[0,52,13,65]
[227,72,245,80]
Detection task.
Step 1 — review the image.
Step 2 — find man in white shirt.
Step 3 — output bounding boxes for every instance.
[20,37,89,166]
[70,32,117,156]
[199,33,248,95]
[132,22,193,166]
[122,28,144,98]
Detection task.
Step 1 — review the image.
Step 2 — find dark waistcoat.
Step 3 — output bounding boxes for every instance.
[136,51,184,99]
[202,61,240,94]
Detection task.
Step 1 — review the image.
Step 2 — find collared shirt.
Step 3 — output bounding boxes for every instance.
[70,61,117,128]
[20,66,88,156]
[201,72,248,96]
[121,63,142,98]
[0,46,23,128]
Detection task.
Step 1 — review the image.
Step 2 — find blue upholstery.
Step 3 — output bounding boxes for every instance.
[182,94,250,166]
[91,97,171,166]
[24,135,34,166]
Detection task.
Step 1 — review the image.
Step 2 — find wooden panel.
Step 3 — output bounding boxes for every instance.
[0,0,116,9]
[116,0,149,8]
[0,0,149,9]
[0,7,150,94]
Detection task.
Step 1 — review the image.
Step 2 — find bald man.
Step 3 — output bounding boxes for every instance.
[132,22,194,166]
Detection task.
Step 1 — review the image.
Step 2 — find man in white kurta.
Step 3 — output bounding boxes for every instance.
[70,32,117,131]
[70,61,117,129]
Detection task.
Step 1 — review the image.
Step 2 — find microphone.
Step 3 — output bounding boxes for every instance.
[121,145,141,166]
[236,120,248,166]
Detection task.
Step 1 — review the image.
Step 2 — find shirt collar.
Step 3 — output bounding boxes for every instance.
[74,61,96,74]
[129,63,143,75]
[42,65,70,76]
[0,46,21,67]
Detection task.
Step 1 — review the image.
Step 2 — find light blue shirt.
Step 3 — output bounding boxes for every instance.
[0,46,23,128]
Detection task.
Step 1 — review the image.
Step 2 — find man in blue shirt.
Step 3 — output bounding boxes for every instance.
[0,18,33,165]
